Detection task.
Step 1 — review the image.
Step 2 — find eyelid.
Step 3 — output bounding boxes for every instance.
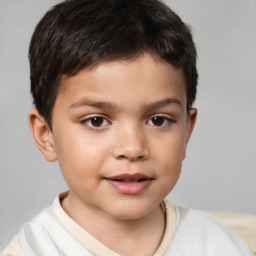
[80,114,111,128]
[147,113,175,120]
[146,114,176,127]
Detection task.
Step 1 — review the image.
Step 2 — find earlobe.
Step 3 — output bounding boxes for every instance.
[183,108,197,159]
[28,108,57,162]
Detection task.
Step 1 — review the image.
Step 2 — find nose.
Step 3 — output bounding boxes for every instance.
[112,125,149,161]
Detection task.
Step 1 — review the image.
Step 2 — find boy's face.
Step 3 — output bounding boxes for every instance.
[30,53,196,220]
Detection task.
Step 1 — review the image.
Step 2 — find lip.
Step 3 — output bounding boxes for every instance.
[105,173,153,195]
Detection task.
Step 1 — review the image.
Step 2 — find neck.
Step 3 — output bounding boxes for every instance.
[61,193,166,256]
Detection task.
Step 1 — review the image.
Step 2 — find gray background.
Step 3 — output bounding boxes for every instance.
[0,0,255,249]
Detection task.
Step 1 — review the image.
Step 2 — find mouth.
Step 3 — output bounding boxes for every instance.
[105,173,153,195]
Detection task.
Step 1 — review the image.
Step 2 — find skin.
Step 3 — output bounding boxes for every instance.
[29,53,197,256]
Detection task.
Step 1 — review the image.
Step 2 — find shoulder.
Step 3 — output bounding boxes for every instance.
[2,208,51,256]
[2,235,26,256]
[2,198,58,256]
[165,202,254,256]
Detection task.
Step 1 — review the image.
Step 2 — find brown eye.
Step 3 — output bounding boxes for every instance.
[82,116,109,128]
[147,115,173,127]
[151,116,165,126]
[90,117,104,127]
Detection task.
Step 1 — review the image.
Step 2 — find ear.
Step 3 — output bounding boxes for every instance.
[183,108,197,159]
[28,108,57,162]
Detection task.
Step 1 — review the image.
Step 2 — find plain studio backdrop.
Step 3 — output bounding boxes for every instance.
[0,0,255,248]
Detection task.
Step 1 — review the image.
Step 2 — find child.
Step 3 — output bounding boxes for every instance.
[2,0,253,255]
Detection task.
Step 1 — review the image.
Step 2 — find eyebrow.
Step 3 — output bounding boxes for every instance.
[69,97,182,111]
[143,98,183,111]
[69,99,116,110]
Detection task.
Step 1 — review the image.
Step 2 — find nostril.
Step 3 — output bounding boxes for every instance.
[117,154,128,160]
[117,154,144,160]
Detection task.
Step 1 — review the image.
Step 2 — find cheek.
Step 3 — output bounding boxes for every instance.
[53,130,111,183]
[151,131,186,192]
[152,133,186,166]
[55,127,97,160]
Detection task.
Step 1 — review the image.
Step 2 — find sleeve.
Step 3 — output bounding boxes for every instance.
[203,211,256,254]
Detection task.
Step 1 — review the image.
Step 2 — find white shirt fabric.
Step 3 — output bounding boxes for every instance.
[166,206,253,255]
[2,193,254,256]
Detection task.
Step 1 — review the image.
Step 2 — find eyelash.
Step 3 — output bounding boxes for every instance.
[146,115,175,127]
[80,114,175,128]
[80,115,110,128]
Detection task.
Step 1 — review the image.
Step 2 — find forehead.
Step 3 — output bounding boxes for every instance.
[57,53,187,110]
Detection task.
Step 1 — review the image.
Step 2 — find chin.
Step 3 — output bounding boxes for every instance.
[103,198,157,220]
[107,208,149,220]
